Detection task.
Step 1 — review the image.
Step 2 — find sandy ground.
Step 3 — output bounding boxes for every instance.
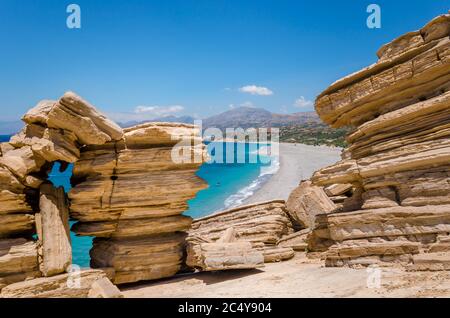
[121,254,450,298]
[244,143,342,204]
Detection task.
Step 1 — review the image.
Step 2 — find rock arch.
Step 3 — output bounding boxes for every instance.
[0,92,206,291]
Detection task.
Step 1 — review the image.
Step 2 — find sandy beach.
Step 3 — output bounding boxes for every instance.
[122,254,450,298]
[244,143,342,204]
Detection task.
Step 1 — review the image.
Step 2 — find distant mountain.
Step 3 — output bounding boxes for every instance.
[119,115,196,128]
[118,107,322,130]
[0,120,23,135]
[202,107,321,130]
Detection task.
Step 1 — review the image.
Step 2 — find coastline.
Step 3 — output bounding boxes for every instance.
[242,142,342,205]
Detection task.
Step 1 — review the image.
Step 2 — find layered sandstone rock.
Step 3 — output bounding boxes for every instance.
[187,200,296,268]
[277,229,311,251]
[1,91,206,292]
[0,239,40,290]
[88,277,124,298]
[189,201,294,244]
[309,14,450,268]
[0,269,107,298]
[286,181,337,228]
[69,122,207,284]
[186,227,265,271]
[38,184,72,277]
[0,92,124,291]
[187,241,264,271]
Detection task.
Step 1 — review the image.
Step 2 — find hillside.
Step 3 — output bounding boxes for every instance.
[202,107,321,130]
[202,107,347,147]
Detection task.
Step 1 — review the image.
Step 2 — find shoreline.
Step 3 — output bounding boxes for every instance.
[242,142,342,205]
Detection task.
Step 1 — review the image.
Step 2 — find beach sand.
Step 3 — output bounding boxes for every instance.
[244,143,342,204]
[122,254,450,298]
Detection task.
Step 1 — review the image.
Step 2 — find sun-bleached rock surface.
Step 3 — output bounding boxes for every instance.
[189,200,294,244]
[0,269,107,298]
[186,200,296,269]
[286,180,337,228]
[308,14,450,268]
[186,227,265,271]
[69,122,207,284]
[88,277,124,298]
[37,184,72,277]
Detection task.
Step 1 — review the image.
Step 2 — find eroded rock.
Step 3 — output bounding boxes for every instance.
[286,181,336,228]
[38,184,71,277]
[0,269,107,298]
[69,123,207,284]
[309,14,450,269]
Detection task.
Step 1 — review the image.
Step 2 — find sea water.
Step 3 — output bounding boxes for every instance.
[1,136,279,268]
[185,142,278,218]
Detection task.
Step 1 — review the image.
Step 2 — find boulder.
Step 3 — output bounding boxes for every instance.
[259,246,295,263]
[186,241,264,271]
[88,277,123,298]
[189,201,293,245]
[286,181,336,228]
[186,201,297,270]
[38,184,72,277]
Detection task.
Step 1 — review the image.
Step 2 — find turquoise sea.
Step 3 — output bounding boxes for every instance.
[1,136,278,268]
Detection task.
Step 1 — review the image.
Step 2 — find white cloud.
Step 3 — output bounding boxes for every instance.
[294,96,313,108]
[240,101,255,108]
[239,85,274,96]
[134,105,184,116]
[107,105,185,123]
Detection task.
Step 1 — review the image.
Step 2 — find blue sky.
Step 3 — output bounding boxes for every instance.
[0,0,448,123]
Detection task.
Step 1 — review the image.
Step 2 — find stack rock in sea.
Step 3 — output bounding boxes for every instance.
[307,14,450,269]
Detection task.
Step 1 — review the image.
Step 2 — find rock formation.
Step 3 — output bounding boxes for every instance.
[69,122,207,284]
[308,14,450,268]
[186,228,265,271]
[286,180,337,228]
[0,92,123,294]
[88,277,124,298]
[0,269,108,298]
[0,91,207,295]
[187,200,297,268]
[37,184,72,277]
